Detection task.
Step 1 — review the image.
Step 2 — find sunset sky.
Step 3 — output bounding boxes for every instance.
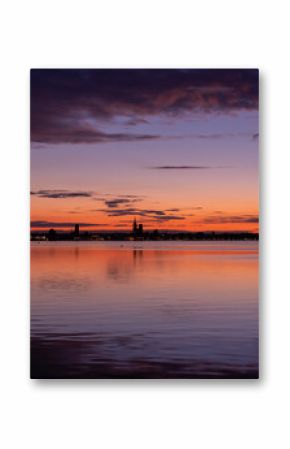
[31,69,259,233]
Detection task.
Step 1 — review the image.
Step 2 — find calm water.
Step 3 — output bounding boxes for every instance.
[31,241,259,378]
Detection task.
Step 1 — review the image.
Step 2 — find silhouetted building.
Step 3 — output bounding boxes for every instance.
[132,218,144,238]
[132,218,138,235]
[74,224,80,237]
[47,228,57,241]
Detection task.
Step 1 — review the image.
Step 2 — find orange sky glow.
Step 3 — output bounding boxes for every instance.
[31,69,259,234]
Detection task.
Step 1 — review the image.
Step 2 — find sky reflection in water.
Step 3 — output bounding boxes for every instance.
[31,241,258,378]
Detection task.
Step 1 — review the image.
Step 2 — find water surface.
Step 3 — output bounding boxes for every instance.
[31,241,258,378]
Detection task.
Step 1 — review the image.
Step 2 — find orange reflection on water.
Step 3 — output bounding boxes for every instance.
[31,242,258,306]
[31,241,259,378]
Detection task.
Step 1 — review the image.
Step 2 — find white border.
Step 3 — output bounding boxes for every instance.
[1,1,289,448]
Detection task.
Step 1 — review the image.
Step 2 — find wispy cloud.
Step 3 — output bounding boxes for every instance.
[148,165,211,170]
[202,214,259,224]
[31,126,160,145]
[93,193,145,208]
[148,165,232,170]
[151,215,185,221]
[104,198,140,208]
[31,221,106,228]
[31,189,93,199]
[96,207,185,221]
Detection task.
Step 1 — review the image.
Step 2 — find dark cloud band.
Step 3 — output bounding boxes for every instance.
[31,190,93,199]
[202,215,259,224]
[148,165,211,170]
[31,221,105,228]
[31,69,258,145]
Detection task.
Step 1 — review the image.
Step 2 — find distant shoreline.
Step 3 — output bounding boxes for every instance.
[31,235,259,242]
